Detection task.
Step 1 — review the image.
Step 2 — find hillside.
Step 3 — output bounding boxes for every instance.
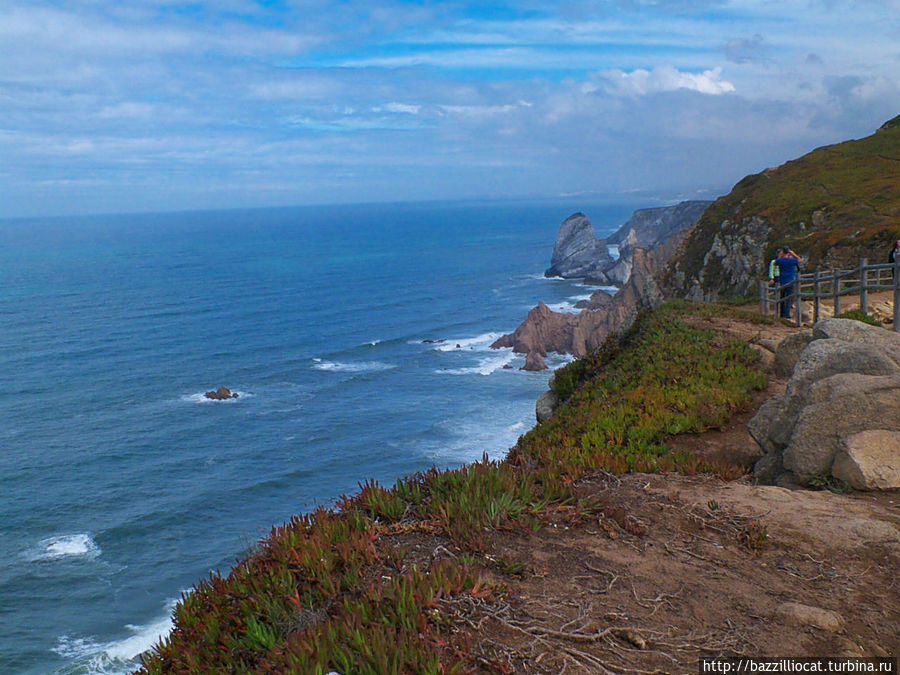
[666,115,900,301]
[136,303,899,673]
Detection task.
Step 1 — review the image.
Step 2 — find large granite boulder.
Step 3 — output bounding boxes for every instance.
[545,213,613,281]
[831,430,900,490]
[751,319,900,489]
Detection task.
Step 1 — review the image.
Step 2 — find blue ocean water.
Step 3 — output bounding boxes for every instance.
[0,199,636,674]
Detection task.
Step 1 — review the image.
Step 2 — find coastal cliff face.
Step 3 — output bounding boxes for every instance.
[545,202,711,285]
[605,200,711,285]
[665,115,900,301]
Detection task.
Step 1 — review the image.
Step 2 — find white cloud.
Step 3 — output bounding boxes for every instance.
[596,65,736,96]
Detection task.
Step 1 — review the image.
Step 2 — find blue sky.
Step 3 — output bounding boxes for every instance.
[2,0,899,217]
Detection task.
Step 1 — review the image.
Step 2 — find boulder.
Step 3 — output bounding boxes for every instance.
[205,386,238,400]
[813,318,900,366]
[545,213,612,280]
[749,344,775,373]
[781,373,900,481]
[751,319,900,489]
[772,330,814,378]
[536,389,559,424]
[831,430,900,490]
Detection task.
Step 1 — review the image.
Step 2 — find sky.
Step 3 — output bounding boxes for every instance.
[1,0,899,218]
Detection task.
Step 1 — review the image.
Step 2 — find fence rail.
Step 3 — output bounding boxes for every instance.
[758,257,900,331]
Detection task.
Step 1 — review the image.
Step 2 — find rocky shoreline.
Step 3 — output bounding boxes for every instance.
[493,200,710,370]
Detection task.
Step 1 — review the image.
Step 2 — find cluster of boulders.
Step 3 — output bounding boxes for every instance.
[750,319,900,490]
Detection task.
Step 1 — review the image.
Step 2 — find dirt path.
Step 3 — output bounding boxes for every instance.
[426,311,900,673]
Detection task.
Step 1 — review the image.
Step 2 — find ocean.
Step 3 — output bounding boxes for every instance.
[0,199,638,674]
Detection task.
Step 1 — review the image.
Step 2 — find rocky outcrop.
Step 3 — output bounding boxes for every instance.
[546,203,710,286]
[750,319,900,489]
[545,213,613,281]
[493,246,670,368]
[605,201,711,285]
[205,386,239,400]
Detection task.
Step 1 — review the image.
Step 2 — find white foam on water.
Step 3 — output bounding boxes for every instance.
[53,601,176,675]
[311,360,396,373]
[438,350,518,376]
[28,534,100,561]
[607,244,620,260]
[433,332,503,352]
[544,299,581,314]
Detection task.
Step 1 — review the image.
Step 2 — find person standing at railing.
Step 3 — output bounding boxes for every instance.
[889,239,900,279]
[773,246,802,318]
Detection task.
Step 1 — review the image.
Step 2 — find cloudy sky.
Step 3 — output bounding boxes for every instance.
[2,0,899,218]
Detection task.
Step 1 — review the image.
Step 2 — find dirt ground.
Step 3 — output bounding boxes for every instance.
[399,310,900,673]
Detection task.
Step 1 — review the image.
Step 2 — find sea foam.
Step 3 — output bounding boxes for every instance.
[54,603,175,675]
[29,534,100,561]
[311,359,396,373]
[432,332,503,352]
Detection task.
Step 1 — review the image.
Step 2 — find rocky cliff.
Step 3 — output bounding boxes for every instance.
[545,202,710,285]
[498,201,706,369]
[493,244,674,369]
[604,200,711,284]
[665,115,900,301]
[544,212,613,281]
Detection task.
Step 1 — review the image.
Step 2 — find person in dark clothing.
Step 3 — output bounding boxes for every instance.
[889,239,900,280]
[773,246,801,319]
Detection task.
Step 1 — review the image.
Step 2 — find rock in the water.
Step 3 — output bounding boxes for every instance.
[831,430,900,490]
[522,351,548,371]
[545,213,612,280]
[205,386,238,400]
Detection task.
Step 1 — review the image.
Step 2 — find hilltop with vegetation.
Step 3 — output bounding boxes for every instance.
[666,115,900,301]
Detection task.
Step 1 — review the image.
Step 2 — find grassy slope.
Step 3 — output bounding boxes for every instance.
[137,302,773,675]
[676,114,900,296]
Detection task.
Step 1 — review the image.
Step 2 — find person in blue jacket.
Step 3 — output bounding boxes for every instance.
[773,246,801,318]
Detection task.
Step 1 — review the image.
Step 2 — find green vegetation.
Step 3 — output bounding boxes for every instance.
[508,302,767,479]
[138,301,768,674]
[836,308,883,326]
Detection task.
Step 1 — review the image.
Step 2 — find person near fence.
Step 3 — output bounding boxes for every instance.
[768,251,781,286]
[774,246,801,318]
[889,239,900,279]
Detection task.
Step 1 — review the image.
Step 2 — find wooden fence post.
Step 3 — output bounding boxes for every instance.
[859,258,868,315]
[793,280,801,326]
[813,270,821,324]
[833,270,841,317]
[894,257,900,332]
[759,280,767,315]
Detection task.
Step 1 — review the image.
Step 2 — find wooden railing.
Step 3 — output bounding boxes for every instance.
[758,258,900,331]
